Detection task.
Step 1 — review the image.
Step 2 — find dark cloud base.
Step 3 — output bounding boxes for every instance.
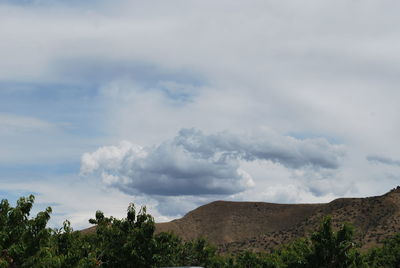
[81,128,344,197]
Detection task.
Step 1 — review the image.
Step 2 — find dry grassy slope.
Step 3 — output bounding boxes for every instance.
[155,187,400,253]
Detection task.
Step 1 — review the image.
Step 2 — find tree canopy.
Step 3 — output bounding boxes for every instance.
[0,195,399,267]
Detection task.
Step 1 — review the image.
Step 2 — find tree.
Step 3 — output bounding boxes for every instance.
[365,233,400,267]
[3,195,400,267]
[152,232,183,267]
[0,195,75,267]
[51,220,97,267]
[274,238,312,268]
[307,217,366,268]
[88,203,156,267]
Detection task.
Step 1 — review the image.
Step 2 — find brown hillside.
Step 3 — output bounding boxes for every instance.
[155,187,400,253]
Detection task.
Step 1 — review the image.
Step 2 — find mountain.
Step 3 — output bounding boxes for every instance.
[155,187,400,253]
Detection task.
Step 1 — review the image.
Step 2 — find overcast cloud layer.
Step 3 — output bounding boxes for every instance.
[1,0,400,227]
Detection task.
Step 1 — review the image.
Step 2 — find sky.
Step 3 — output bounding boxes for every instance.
[1,0,400,229]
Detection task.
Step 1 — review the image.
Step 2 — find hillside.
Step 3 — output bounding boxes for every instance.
[155,187,400,253]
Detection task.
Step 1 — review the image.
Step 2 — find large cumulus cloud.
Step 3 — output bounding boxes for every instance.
[81,128,344,196]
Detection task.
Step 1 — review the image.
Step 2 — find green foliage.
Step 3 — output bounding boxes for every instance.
[180,238,217,266]
[152,232,183,267]
[273,238,312,268]
[1,195,400,267]
[88,204,156,267]
[234,251,278,268]
[365,233,400,267]
[51,220,95,267]
[0,195,55,267]
[307,216,365,268]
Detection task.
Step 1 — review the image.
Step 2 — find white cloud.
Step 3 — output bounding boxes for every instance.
[81,137,253,196]
[254,184,337,204]
[1,0,400,224]
[81,128,343,197]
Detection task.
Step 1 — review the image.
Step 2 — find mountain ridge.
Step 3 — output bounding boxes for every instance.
[155,187,400,253]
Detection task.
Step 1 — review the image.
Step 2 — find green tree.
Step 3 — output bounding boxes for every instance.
[365,233,400,267]
[181,238,219,267]
[88,203,156,267]
[307,217,365,268]
[274,238,312,268]
[0,195,58,267]
[51,220,98,267]
[5,195,400,268]
[152,232,183,267]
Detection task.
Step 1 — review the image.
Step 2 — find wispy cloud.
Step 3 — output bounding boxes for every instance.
[0,113,54,134]
[367,155,400,167]
[0,0,105,7]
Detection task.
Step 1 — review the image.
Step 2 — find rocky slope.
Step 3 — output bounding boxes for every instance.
[156,187,400,253]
